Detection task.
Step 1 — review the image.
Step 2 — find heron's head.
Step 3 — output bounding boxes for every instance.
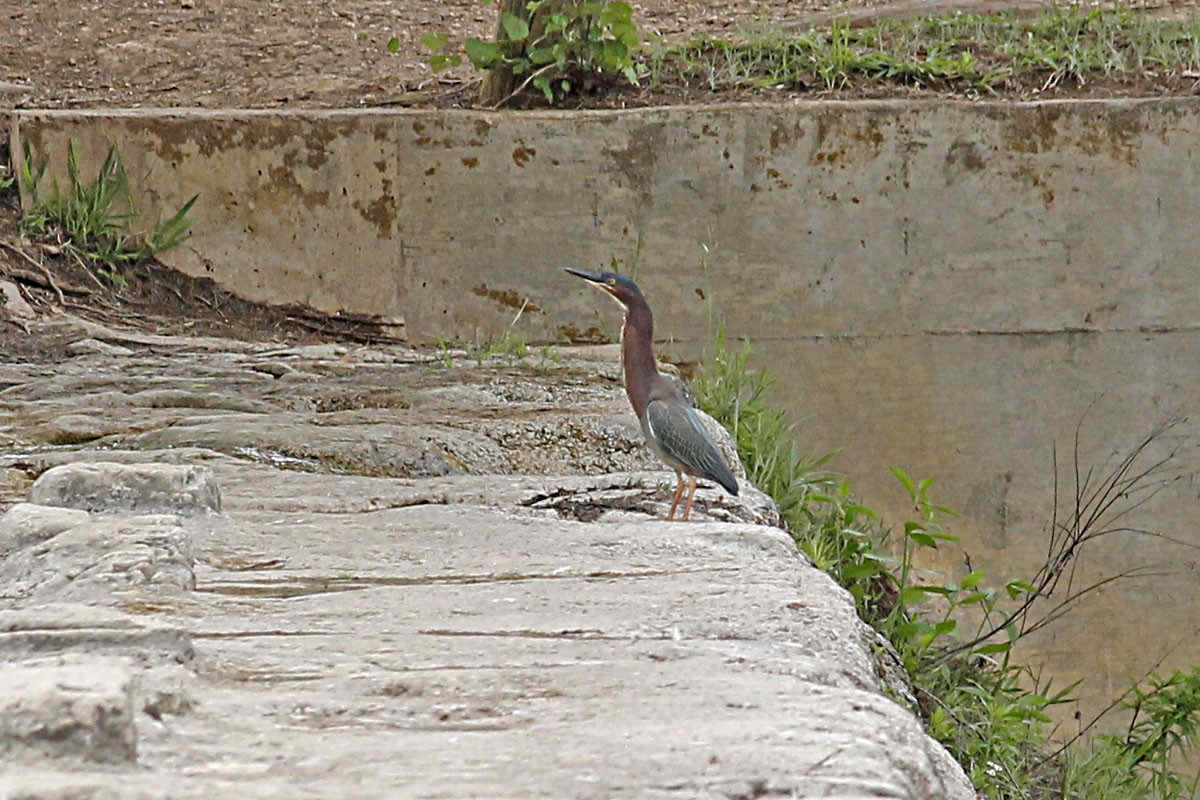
[563,267,645,310]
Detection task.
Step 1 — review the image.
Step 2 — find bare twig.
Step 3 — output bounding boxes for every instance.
[66,247,108,291]
[493,62,561,108]
[934,416,1192,663]
[0,239,96,301]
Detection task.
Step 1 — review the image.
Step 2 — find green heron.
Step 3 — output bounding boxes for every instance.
[564,267,739,521]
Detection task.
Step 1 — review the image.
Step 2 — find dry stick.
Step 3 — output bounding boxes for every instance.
[5,250,64,306]
[494,62,561,108]
[0,239,99,306]
[66,246,108,291]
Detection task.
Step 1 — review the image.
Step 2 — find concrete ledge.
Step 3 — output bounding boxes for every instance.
[11,99,1200,345]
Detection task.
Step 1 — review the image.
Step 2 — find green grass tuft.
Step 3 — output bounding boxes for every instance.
[21,141,197,280]
[691,323,1200,800]
[650,7,1200,96]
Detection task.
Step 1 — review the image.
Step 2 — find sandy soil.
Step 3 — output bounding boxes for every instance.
[3,0,1198,110]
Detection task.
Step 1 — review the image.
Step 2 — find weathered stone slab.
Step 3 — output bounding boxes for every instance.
[0,514,196,605]
[0,604,194,664]
[0,503,90,558]
[0,329,973,797]
[0,657,137,766]
[29,462,221,515]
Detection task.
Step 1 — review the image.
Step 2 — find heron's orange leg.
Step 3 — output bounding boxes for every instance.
[666,472,686,520]
[681,476,699,521]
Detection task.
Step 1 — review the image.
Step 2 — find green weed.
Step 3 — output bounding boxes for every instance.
[434,335,457,368]
[652,6,1200,97]
[1061,667,1200,799]
[413,0,640,105]
[466,329,530,366]
[21,141,197,279]
[691,324,1199,800]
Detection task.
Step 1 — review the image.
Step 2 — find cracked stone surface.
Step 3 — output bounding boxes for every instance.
[0,316,975,800]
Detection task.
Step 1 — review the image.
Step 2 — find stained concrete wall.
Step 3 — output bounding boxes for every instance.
[10,99,1200,724]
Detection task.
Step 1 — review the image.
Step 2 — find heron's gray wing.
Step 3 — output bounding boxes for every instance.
[645,400,739,496]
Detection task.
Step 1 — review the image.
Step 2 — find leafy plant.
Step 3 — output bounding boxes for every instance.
[691,321,1199,800]
[467,329,529,366]
[434,335,457,368]
[420,0,640,105]
[21,141,197,278]
[20,139,47,197]
[651,6,1200,97]
[1062,667,1200,799]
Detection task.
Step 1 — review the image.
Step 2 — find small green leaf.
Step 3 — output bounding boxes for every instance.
[933,619,957,636]
[975,641,1013,655]
[844,503,879,520]
[909,531,938,548]
[421,32,449,51]
[960,569,987,590]
[528,46,558,65]
[429,54,462,72]
[532,74,554,103]
[608,20,638,43]
[891,466,916,497]
[840,562,883,580]
[465,38,501,68]
[599,1,634,24]
[501,11,531,42]
[387,36,401,54]
[1005,578,1037,600]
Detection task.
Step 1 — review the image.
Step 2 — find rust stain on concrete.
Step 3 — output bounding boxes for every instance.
[766,167,790,190]
[1074,107,1145,165]
[266,164,330,212]
[473,283,542,313]
[1000,105,1146,165]
[605,121,666,208]
[769,122,805,152]
[811,113,886,166]
[512,143,537,167]
[557,324,610,344]
[353,178,398,239]
[1012,165,1056,209]
[1001,106,1062,155]
[946,138,987,172]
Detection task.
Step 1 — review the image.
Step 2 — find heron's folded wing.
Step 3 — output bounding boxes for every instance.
[646,399,738,495]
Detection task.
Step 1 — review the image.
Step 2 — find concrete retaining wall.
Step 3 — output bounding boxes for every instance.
[10,99,1200,723]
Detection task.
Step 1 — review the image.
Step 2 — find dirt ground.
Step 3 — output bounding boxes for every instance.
[2,0,1200,356]
[3,0,1199,110]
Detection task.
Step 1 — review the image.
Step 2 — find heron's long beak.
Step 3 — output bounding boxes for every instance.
[563,266,628,311]
[563,267,605,284]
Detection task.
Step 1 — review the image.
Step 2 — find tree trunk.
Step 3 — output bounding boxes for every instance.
[477,1,594,108]
[477,0,526,107]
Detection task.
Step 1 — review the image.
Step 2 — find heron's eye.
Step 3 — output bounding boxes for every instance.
[607,278,617,286]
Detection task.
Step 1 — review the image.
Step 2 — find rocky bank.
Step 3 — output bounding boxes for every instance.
[0,314,975,799]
